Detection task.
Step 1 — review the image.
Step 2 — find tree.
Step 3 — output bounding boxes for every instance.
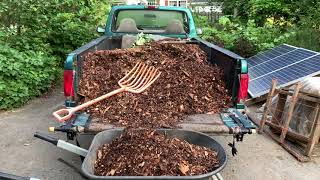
[0,0,111,60]
[215,0,292,26]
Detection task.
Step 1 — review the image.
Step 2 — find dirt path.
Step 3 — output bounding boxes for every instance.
[0,86,319,180]
[216,135,320,180]
[0,87,85,180]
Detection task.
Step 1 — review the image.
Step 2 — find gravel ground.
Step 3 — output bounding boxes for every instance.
[0,86,319,180]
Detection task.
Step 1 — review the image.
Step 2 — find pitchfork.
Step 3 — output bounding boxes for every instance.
[53,62,161,123]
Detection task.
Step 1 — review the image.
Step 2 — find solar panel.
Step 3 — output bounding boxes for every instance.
[248,44,320,98]
[247,44,297,66]
[249,49,316,79]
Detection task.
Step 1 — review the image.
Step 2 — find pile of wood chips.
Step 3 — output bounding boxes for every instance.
[79,41,232,128]
[94,129,220,176]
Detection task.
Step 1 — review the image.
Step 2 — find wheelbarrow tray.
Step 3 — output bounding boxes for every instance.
[81,129,227,180]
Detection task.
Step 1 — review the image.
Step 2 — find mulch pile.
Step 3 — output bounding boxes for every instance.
[79,41,232,128]
[94,129,220,176]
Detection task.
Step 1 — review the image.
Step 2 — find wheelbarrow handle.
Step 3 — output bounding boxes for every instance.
[34,132,58,145]
[34,132,88,157]
[0,171,40,180]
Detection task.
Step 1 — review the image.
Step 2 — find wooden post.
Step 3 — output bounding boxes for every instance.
[279,83,302,143]
[259,79,277,133]
[305,104,320,156]
[271,93,287,124]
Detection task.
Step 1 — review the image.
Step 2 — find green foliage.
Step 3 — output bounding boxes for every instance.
[0,42,58,109]
[199,16,294,57]
[0,0,110,62]
[0,0,111,109]
[199,0,320,57]
[213,0,250,21]
[248,0,291,26]
[193,15,210,28]
[216,0,292,24]
[133,33,152,46]
[286,28,320,52]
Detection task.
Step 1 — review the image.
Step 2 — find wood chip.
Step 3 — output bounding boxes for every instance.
[179,162,190,175]
[94,129,220,176]
[79,40,232,128]
[107,169,116,176]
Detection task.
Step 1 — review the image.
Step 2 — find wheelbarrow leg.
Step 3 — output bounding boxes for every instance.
[211,173,224,180]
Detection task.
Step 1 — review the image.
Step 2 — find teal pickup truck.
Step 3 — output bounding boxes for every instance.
[58,5,253,146]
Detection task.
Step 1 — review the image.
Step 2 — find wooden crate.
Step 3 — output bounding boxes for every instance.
[258,80,320,162]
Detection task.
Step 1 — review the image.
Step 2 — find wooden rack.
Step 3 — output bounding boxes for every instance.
[258,80,320,162]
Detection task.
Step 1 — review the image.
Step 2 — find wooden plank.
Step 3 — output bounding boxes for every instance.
[259,79,278,133]
[306,104,320,156]
[177,124,230,133]
[245,94,268,106]
[184,114,225,125]
[279,90,320,103]
[86,119,116,132]
[280,83,302,143]
[264,128,311,162]
[271,93,287,124]
[87,115,232,134]
[266,121,309,143]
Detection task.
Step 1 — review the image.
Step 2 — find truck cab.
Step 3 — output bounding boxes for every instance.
[101,5,199,38]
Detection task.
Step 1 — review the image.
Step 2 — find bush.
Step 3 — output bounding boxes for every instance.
[234,36,258,57]
[212,0,320,55]
[0,0,111,62]
[0,0,111,109]
[193,15,210,28]
[286,28,320,52]
[199,16,295,57]
[0,42,59,109]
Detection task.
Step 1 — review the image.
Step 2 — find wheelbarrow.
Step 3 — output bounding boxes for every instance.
[34,129,227,180]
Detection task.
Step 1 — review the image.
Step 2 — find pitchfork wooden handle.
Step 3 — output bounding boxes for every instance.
[53,88,125,122]
[53,108,74,123]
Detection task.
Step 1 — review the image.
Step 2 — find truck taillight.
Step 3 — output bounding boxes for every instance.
[238,74,249,102]
[64,70,74,97]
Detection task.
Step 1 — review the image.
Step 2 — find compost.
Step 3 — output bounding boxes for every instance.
[94,129,220,176]
[79,41,232,128]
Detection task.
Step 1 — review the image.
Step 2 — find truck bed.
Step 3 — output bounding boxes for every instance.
[65,35,251,135]
[69,35,243,103]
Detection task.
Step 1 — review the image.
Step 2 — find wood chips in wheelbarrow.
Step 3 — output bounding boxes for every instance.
[94,129,219,176]
[79,41,232,128]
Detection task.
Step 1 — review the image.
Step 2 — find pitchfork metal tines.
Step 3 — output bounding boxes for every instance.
[53,62,161,123]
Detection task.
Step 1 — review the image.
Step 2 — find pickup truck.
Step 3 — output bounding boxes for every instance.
[57,5,253,148]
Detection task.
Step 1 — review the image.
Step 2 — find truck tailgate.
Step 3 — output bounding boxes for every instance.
[70,108,256,135]
[86,114,230,133]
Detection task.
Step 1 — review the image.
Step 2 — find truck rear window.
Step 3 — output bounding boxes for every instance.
[113,10,189,34]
